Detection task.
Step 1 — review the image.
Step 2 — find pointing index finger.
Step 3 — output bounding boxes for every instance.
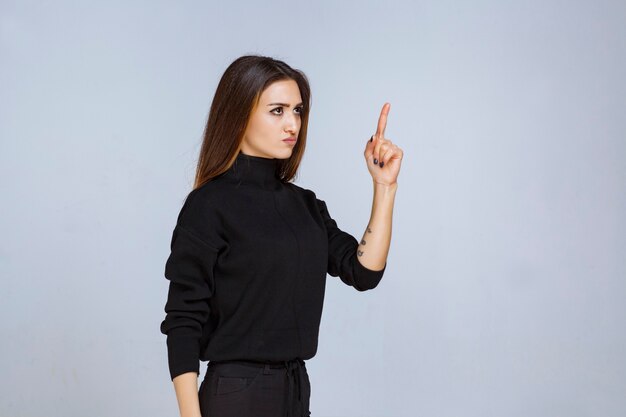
[375,102,391,138]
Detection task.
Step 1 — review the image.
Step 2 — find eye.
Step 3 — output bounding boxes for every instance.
[270,107,283,115]
[294,106,304,115]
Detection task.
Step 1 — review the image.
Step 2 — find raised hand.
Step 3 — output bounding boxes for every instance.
[364,102,403,186]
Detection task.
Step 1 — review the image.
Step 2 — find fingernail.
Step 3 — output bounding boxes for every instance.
[373,158,378,164]
[380,161,384,168]
[369,136,373,142]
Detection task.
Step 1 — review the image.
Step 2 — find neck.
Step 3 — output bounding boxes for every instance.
[224,151,282,190]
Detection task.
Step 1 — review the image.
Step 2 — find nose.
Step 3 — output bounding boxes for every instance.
[284,112,299,135]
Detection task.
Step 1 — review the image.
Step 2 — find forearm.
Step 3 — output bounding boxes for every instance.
[172,371,202,417]
[357,181,397,270]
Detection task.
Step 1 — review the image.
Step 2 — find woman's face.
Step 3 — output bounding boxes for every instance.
[240,79,303,159]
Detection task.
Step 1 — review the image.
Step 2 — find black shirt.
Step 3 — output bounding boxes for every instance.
[160,151,387,380]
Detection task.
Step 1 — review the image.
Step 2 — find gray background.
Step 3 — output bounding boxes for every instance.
[1,1,625,416]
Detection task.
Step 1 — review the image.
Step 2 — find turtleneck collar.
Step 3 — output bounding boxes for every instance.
[223,151,283,190]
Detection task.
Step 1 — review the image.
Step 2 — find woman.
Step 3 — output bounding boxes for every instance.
[160,55,403,417]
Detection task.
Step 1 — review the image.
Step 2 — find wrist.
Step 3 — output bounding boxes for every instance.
[373,180,398,191]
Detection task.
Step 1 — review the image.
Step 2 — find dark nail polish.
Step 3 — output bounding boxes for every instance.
[380,161,384,168]
[369,136,373,142]
[373,158,378,164]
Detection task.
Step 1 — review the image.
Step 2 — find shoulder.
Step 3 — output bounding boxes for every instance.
[287,182,322,200]
[287,182,322,199]
[286,182,328,213]
[182,176,232,210]
[173,181,227,249]
[175,180,228,227]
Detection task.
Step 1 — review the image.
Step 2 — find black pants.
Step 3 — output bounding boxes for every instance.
[199,358,312,417]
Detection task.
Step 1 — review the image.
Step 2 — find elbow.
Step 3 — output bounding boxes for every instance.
[352,258,386,292]
[353,279,381,292]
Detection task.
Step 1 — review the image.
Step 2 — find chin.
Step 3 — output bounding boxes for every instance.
[273,148,294,160]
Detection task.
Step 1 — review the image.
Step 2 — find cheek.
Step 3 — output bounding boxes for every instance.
[258,113,278,127]
[249,115,276,138]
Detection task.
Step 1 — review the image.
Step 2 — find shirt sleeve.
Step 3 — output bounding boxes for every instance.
[316,197,386,291]
[159,189,223,380]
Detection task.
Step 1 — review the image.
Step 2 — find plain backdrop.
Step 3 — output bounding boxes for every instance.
[1,1,625,416]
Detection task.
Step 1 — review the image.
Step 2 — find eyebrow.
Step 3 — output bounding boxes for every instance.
[266,102,304,107]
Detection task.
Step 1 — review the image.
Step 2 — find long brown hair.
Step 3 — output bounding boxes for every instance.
[193,55,312,190]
